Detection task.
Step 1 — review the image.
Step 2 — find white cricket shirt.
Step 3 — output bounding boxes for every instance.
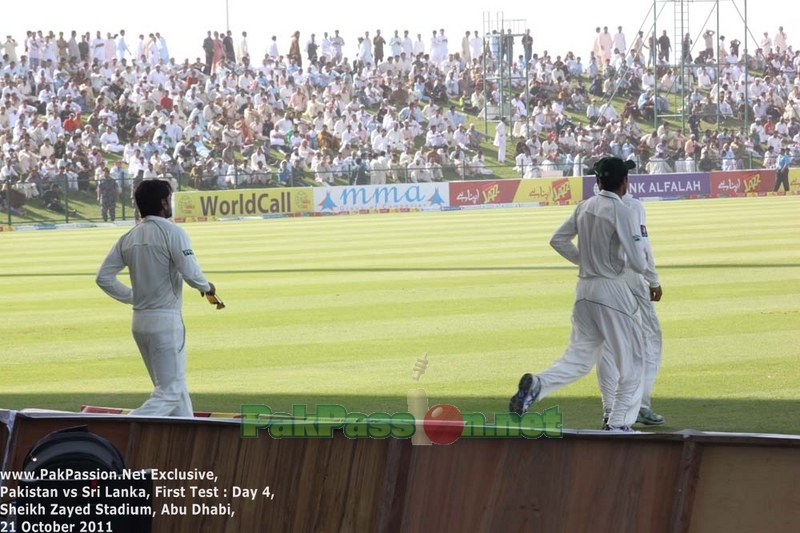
[96,216,211,312]
[550,190,648,282]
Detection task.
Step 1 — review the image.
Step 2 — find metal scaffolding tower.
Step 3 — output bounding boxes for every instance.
[600,0,754,140]
[651,0,752,137]
[481,12,528,135]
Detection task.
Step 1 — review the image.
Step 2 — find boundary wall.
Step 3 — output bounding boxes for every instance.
[1,410,800,532]
[2,170,797,230]
[170,169,800,223]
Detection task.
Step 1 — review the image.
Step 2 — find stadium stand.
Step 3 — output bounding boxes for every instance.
[0,25,797,210]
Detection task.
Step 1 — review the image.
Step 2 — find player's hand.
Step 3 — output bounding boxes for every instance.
[203,282,216,297]
[650,285,663,302]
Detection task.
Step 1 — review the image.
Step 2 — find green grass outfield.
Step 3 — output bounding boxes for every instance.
[1,196,799,434]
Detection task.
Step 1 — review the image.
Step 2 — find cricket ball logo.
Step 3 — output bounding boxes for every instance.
[178,196,196,215]
[294,191,312,210]
[407,353,465,445]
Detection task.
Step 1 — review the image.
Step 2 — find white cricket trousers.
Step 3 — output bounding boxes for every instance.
[598,295,662,413]
[497,142,506,163]
[129,310,193,417]
[536,278,644,428]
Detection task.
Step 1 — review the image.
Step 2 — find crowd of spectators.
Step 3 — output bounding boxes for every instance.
[0,24,798,214]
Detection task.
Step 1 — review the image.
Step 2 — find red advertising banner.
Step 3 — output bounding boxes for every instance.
[449,180,521,206]
[709,170,776,196]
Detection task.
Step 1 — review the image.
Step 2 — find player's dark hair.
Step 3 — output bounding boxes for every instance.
[598,171,627,192]
[135,179,172,217]
[592,157,634,192]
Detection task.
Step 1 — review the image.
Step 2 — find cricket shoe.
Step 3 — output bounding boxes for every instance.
[602,424,640,433]
[509,373,541,416]
[601,408,611,430]
[636,408,665,426]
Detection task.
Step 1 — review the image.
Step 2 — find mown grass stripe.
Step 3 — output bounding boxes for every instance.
[2,196,799,433]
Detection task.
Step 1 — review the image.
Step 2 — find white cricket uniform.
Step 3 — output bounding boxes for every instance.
[597,195,662,413]
[96,215,211,417]
[542,190,651,428]
[493,121,507,163]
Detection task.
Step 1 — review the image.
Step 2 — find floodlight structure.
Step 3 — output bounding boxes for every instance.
[480,12,530,137]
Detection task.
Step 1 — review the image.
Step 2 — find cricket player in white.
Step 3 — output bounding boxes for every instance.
[509,157,656,431]
[597,194,664,426]
[96,179,215,417]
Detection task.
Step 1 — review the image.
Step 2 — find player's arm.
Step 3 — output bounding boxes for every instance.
[549,207,580,265]
[641,228,663,299]
[616,203,648,275]
[95,241,133,305]
[640,217,663,301]
[633,200,661,290]
[170,227,213,294]
[642,231,660,283]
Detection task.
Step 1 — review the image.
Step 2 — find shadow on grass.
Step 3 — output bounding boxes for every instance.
[1,393,797,436]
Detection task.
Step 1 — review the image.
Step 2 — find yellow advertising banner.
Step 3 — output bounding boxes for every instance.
[513,177,584,205]
[173,188,315,220]
[786,169,800,193]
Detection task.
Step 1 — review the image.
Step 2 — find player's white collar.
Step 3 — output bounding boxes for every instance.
[598,190,622,201]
